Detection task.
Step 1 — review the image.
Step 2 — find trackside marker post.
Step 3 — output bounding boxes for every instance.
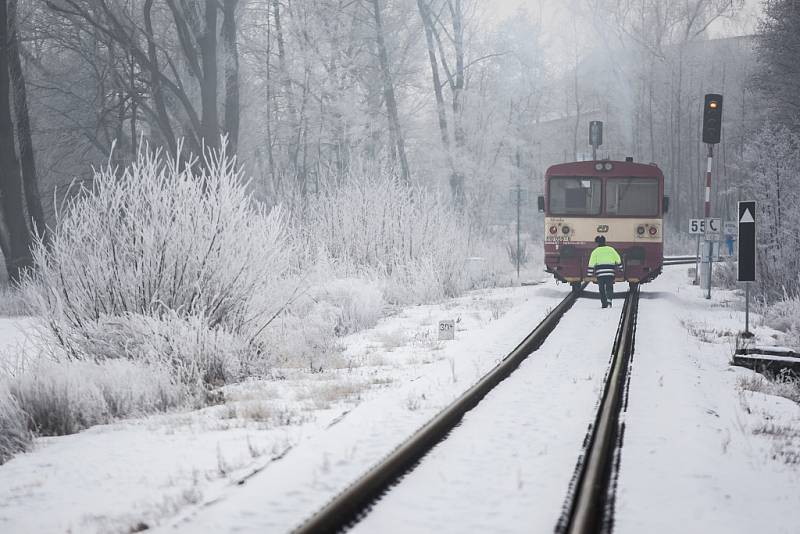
[438,320,455,340]
[738,201,756,338]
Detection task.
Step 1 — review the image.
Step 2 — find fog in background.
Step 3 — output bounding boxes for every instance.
[0,0,777,285]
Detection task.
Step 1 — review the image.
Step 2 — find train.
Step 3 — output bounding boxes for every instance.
[537,157,668,289]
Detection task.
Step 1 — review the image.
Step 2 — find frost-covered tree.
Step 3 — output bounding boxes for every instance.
[742,124,800,298]
[0,0,46,283]
[755,0,800,128]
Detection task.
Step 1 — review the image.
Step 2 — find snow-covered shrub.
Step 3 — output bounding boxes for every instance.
[8,357,181,436]
[0,381,31,464]
[712,259,738,290]
[71,312,253,394]
[0,285,29,317]
[294,169,470,305]
[762,296,800,335]
[257,303,342,370]
[24,141,289,388]
[317,278,384,336]
[250,276,383,369]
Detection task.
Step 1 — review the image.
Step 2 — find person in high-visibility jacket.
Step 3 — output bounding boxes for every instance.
[587,235,622,308]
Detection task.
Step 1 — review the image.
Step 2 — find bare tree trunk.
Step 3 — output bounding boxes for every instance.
[144,0,178,155]
[449,0,465,203]
[8,0,45,242]
[264,2,277,187]
[417,0,455,177]
[200,0,219,150]
[370,0,410,182]
[0,0,32,282]
[222,0,239,154]
[272,0,297,171]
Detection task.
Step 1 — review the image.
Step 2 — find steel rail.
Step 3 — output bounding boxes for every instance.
[291,285,587,534]
[559,283,640,534]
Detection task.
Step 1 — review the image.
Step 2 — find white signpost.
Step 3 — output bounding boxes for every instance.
[702,217,721,298]
[700,241,721,262]
[438,320,455,341]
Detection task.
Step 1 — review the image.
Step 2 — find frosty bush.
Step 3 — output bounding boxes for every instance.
[0,285,30,317]
[24,142,289,387]
[8,357,181,436]
[295,169,470,305]
[0,382,31,464]
[72,312,253,393]
[712,259,738,290]
[762,296,800,335]
[318,278,384,336]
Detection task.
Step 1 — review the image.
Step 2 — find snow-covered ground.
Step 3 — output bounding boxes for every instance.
[352,296,623,533]
[0,280,563,534]
[615,268,800,533]
[1,266,799,534]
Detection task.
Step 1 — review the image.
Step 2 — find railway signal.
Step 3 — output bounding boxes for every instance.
[702,94,723,144]
[700,93,723,299]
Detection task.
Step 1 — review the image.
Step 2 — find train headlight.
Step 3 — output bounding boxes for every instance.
[603,162,613,171]
[549,225,558,235]
[649,226,658,236]
[594,162,604,171]
[562,225,571,235]
[637,225,646,235]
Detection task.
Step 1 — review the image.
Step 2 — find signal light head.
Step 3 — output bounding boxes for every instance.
[702,93,723,144]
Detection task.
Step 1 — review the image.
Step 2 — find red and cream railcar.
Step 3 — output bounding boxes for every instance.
[539,159,667,286]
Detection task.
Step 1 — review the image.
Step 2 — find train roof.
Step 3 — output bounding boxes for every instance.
[545,160,663,178]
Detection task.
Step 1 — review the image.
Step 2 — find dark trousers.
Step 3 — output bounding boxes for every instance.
[598,276,614,307]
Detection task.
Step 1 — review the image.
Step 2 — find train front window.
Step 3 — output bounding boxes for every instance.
[548,177,601,215]
[606,178,659,216]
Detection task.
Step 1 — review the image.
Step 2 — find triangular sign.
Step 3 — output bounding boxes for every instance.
[740,208,754,224]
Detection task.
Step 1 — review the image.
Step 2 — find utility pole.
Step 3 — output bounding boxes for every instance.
[510,181,527,282]
[516,184,521,279]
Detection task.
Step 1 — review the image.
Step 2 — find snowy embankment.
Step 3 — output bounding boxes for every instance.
[0,281,556,533]
[616,267,800,533]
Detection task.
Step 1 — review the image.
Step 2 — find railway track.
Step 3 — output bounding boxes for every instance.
[291,284,641,534]
[558,284,640,534]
